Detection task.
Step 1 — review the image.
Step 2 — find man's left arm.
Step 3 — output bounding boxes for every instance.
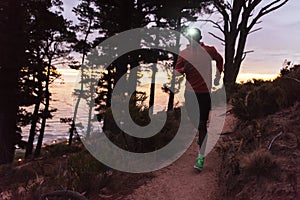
[207,46,224,85]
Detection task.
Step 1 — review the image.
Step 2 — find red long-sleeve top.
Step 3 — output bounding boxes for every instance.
[175,42,223,93]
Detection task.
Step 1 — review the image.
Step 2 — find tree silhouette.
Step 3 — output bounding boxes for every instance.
[24,0,70,158]
[211,0,289,90]
[33,7,76,157]
[69,0,98,146]
[70,0,214,137]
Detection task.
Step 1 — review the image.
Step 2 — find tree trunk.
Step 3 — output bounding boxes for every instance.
[0,65,19,164]
[69,62,84,146]
[0,0,24,164]
[69,17,91,146]
[149,64,157,115]
[128,58,139,104]
[86,100,93,138]
[34,62,51,157]
[106,66,113,108]
[223,23,249,92]
[167,17,181,111]
[223,33,237,88]
[215,0,289,96]
[223,62,236,88]
[25,68,44,158]
[86,69,96,138]
[25,102,39,158]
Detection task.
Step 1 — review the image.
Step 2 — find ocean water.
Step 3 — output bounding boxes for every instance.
[21,81,76,145]
[20,68,177,145]
[21,69,78,145]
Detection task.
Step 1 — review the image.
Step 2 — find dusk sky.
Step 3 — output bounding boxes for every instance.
[198,0,300,75]
[62,0,300,81]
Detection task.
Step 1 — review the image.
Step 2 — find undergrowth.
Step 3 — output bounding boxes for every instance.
[231,65,300,120]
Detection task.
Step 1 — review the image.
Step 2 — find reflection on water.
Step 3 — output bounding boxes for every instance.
[20,68,182,145]
[21,81,75,145]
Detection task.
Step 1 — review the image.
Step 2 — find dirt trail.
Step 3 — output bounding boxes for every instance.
[124,141,221,200]
[123,113,236,200]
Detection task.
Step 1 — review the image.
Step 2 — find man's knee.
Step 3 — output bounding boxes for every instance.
[198,121,207,133]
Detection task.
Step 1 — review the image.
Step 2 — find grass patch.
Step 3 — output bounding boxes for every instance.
[43,142,82,158]
[241,149,278,178]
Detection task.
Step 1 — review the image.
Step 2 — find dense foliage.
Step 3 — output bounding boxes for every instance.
[231,65,300,120]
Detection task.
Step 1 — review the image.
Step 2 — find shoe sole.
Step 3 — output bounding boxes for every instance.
[193,166,203,173]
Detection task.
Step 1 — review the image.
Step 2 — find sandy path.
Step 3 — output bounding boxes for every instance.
[123,140,221,200]
[123,112,236,200]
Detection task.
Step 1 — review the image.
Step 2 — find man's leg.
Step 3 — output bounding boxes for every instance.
[194,93,211,170]
[194,120,207,170]
[184,91,211,170]
[184,91,200,129]
[197,120,208,155]
[197,93,211,152]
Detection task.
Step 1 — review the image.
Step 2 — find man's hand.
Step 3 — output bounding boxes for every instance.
[214,76,221,86]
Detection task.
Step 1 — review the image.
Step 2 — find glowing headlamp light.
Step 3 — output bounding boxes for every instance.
[186,27,202,40]
[187,28,199,36]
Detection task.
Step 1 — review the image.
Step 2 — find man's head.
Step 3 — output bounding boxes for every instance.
[186,27,202,43]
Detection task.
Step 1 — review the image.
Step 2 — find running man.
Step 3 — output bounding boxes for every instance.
[175,27,223,171]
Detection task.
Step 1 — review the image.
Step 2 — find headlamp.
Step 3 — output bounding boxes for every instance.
[187,28,199,36]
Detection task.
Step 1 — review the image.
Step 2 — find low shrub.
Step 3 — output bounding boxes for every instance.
[67,151,109,193]
[231,66,300,120]
[241,149,278,178]
[43,142,82,158]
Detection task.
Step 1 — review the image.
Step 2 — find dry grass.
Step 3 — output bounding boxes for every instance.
[217,103,300,200]
[241,149,278,178]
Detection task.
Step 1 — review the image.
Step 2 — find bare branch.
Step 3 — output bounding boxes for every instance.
[198,19,224,33]
[248,0,289,31]
[52,61,73,66]
[208,32,225,42]
[256,20,263,25]
[263,0,289,15]
[213,0,230,33]
[249,27,262,34]
[213,0,228,17]
[268,131,283,150]
[242,50,254,61]
[282,76,300,84]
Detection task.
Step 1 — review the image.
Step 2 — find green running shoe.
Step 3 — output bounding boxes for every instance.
[194,154,204,171]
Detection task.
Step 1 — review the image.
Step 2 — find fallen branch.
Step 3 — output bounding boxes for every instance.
[40,190,88,200]
[268,131,283,150]
[282,76,300,84]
